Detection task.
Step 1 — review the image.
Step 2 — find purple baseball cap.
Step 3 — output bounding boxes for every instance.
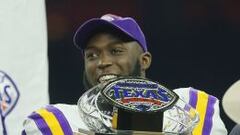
[73,14,147,52]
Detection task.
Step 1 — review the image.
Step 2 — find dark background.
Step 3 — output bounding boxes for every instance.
[46,0,239,132]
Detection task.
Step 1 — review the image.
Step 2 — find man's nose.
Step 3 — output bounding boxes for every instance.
[97,53,113,69]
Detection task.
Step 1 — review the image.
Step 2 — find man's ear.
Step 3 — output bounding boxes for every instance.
[139,52,152,70]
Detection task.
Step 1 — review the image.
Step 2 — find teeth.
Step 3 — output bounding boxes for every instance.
[99,75,117,83]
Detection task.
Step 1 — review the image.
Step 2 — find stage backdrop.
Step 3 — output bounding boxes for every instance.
[0,0,49,134]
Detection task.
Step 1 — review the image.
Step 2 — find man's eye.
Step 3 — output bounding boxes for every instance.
[86,53,98,60]
[111,48,123,55]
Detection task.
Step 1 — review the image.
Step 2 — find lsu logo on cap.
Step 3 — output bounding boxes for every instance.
[0,71,20,133]
[101,77,178,113]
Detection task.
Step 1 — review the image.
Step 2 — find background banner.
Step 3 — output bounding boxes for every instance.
[0,0,49,134]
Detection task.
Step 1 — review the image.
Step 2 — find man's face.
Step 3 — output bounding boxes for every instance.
[84,33,146,87]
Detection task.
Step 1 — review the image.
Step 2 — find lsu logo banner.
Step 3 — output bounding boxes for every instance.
[0,71,20,134]
[101,77,178,113]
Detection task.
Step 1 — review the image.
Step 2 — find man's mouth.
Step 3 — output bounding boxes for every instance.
[98,74,118,83]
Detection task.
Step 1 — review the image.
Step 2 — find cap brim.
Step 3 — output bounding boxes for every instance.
[222,80,240,124]
[73,18,133,50]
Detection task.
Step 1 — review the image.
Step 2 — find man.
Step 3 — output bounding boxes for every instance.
[22,14,227,135]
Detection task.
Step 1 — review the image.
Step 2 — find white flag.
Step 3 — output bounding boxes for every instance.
[0,0,49,134]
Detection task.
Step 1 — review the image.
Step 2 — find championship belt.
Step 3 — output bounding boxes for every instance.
[76,76,199,135]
